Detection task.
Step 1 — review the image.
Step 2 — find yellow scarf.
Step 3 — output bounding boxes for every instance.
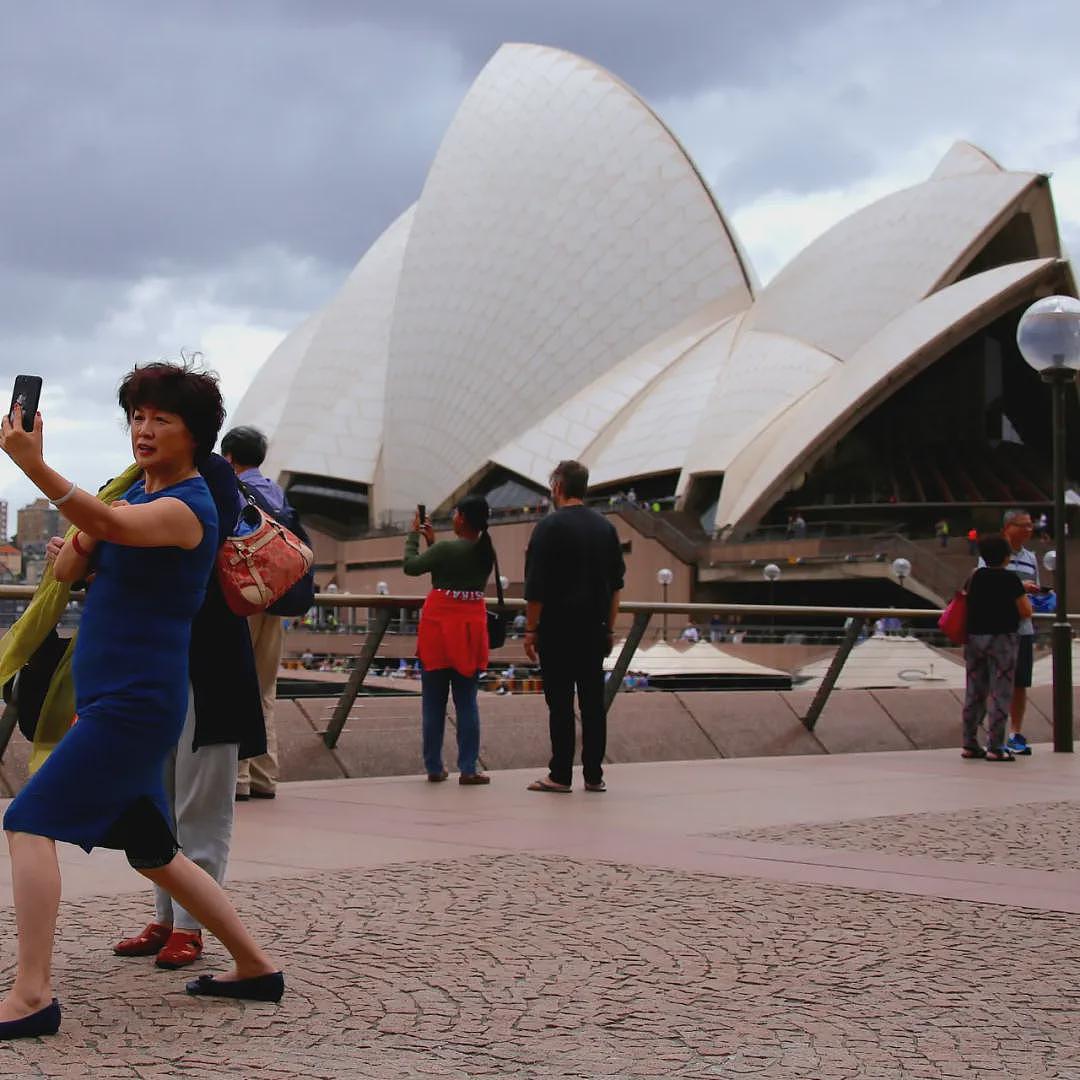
[0,464,141,772]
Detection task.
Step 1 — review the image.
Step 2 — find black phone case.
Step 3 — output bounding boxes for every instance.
[9,376,42,432]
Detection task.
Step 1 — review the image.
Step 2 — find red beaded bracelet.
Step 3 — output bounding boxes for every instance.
[71,532,90,558]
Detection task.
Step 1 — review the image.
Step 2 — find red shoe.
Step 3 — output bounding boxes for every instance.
[155,929,203,969]
[114,922,172,957]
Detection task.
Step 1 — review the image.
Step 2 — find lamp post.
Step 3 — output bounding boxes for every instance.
[1017,295,1080,752]
[763,563,781,641]
[374,580,389,634]
[326,582,339,632]
[891,557,911,592]
[657,568,673,640]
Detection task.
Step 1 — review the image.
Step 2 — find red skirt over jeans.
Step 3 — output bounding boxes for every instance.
[417,589,489,676]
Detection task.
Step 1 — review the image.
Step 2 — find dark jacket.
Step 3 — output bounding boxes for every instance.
[189,454,266,759]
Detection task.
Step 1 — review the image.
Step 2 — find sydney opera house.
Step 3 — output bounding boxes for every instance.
[233,44,1077,610]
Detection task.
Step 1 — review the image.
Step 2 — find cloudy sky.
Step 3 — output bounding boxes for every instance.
[2,0,1079,521]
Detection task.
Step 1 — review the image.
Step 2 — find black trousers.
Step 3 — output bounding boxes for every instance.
[538,628,606,787]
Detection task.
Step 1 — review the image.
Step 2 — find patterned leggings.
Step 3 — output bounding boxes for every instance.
[962,633,1018,750]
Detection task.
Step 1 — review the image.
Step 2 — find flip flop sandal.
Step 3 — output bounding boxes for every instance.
[985,748,1016,762]
[960,747,987,759]
[584,781,607,792]
[527,778,572,793]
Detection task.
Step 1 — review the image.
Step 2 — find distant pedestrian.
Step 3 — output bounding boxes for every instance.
[680,623,700,643]
[1036,512,1049,541]
[403,496,496,785]
[979,509,1039,755]
[524,460,625,793]
[935,519,950,547]
[962,534,1031,761]
[221,426,289,802]
[791,513,807,539]
[967,527,978,555]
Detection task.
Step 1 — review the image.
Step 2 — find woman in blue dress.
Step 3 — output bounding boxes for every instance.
[0,362,283,1039]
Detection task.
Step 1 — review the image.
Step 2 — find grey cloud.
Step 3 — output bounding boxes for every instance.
[714,126,878,207]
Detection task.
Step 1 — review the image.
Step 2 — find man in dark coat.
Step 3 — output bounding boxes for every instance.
[523,460,624,793]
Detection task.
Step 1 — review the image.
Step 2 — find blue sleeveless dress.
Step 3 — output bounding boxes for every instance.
[4,476,218,857]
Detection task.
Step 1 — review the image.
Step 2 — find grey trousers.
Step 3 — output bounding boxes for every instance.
[962,633,1019,752]
[153,696,239,930]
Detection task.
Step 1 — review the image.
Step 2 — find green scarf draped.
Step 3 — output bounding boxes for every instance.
[0,463,141,772]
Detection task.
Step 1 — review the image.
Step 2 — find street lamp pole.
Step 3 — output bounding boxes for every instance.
[763,563,780,642]
[657,568,673,641]
[1048,366,1073,751]
[1017,295,1080,752]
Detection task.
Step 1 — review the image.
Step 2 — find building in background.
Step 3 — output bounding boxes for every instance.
[0,544,21,580]
[0,499,8,543]
[16,498,59,550]
[231,42,1078,617]
[16,498,59,585]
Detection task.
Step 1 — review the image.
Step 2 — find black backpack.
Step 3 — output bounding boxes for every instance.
[2,628,70,741]
[240,482,317,617]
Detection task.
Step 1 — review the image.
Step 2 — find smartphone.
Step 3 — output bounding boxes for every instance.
[417,504,426,525]
[9,375,42,432]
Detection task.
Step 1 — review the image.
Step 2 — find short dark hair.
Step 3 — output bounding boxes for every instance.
[550,460,589,499]
[117,362,225,461]
[220,426,269,468]
[978,534,1011,567]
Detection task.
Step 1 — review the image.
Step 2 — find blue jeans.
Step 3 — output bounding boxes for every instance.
[421,668,481,775]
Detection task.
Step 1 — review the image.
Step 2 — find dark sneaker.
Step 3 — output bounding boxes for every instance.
[1006,733,1032,755]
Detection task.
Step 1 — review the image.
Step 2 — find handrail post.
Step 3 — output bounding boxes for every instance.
[604,612,652,714]
[323,607,392,748]
[802,616,865,731]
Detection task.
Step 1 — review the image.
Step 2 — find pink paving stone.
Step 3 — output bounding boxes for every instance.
[0,751,1074,1075]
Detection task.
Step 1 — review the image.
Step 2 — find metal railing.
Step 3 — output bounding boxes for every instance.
[1,588,1073,757]
[297,593,1073,748]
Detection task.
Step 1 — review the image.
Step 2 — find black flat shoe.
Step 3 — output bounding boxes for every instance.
[186,972,284,1003]
[0,999,61,1040]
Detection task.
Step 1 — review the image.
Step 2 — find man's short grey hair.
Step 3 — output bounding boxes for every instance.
[1002,508,1031,527]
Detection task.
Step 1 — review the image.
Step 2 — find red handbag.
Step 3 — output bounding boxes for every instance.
[938,585,969,645]
[216,507,314,617]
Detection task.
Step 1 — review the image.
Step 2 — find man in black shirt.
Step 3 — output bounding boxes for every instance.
[524,460,625,793]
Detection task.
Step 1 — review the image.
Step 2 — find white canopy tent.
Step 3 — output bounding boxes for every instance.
[605,640,787,679]
[796,634,966,691]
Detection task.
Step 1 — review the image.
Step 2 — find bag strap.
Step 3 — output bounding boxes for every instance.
[489,533,505,610]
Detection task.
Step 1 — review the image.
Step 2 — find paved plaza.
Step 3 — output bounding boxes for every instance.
[0,748,1077,1077]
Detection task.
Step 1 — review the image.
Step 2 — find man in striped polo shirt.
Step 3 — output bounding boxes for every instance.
[979,509,1040,754]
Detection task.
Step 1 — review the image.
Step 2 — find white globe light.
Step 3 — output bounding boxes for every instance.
[499,575,510,590]
[376,581,389,595]
[1044,549,1057,572]
[1016,296,1080,374]
[326,583,339,593]
[891,557,912,579]
[762,563,781,582]
[657,568,674,586]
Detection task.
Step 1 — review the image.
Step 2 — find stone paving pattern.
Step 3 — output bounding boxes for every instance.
[725,799,1080,873]
[0,852,1079,1078]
